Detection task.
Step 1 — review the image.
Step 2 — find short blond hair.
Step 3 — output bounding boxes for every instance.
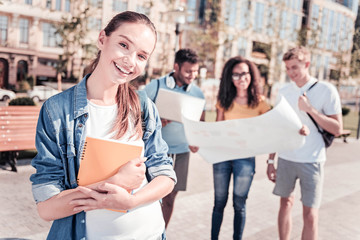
[283,46,311,63]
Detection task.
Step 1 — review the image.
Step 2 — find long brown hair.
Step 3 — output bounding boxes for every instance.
[217,56,261,110]
[89,11,157,139]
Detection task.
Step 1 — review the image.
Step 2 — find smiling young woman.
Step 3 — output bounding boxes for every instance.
[212,56,271,240]
[30,11,176,240]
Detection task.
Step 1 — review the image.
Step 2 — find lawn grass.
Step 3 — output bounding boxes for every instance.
[343,110,359,138]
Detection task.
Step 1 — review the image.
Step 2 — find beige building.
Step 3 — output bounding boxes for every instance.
[207,0,358,86]
[0,0,183,90]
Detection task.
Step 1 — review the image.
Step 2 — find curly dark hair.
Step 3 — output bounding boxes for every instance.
[217,56,261,110]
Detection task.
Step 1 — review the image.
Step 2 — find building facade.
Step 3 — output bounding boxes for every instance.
[1,0,358,91]
[0,0,181,90]
[181,0,358,86]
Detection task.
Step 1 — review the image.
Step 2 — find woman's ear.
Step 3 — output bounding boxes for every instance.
[97,30,106,50]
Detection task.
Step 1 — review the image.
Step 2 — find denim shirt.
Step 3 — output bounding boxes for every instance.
[30,75,176,240]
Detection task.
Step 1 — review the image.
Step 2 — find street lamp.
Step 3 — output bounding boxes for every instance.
[172,7,186,53]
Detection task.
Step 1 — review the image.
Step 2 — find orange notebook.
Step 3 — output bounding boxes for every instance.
[77,136,143,186]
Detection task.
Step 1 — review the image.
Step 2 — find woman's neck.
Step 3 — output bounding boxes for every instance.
[87,70,119,106]
[236,89,247,98]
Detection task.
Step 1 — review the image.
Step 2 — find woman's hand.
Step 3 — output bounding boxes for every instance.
[70,183,134,212]
[106,157,146,190]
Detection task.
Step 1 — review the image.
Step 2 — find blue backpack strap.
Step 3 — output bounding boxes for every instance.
[154,78,160,101]
[137,89,147,112]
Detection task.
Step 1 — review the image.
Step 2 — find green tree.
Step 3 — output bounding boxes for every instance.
[55,1,97,84]
[186,0,222,78]
[350,27,360,77]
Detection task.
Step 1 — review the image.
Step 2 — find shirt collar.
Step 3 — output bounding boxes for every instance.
[299,77,317,95]
[73,74,90,119]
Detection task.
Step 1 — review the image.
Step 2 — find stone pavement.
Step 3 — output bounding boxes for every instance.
[0,138,359,240]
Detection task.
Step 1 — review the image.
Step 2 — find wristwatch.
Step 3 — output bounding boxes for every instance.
[267,159,275,164]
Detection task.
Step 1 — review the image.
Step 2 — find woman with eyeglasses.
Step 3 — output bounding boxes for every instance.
[211,56,271,240]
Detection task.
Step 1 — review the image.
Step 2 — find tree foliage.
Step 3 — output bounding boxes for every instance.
[55,1,97,81]
[350,27,360,77]
[186,0,222,77]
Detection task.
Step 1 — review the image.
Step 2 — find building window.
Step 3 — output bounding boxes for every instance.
[0,16,8,45]
[323,56,329,80]
[113,0,127,12]
[225,0,237,27]
[308,4,319,47]
[238,0,250,30]
[19,18,29,44]
[266,5,277,36]
[326,10,334,50]
[24,0,32,5]
[319,8,328,49]
[43,22,59,47]
[237,37,247,56]
[136,5,150,15]
[187,0,197,23]
[280,11,288,39]
[290,14,299,41]
[88,17,102,31]
[55,0,61,11]
[46,0,52,9]
[223,35,233,59]
[87,0,103,8]
[334,13,340,51]
[254,2,265,32]
[346,17,353,51]
[65,0,71,12]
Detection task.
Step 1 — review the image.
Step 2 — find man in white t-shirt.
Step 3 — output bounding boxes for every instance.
[266,46,343,240]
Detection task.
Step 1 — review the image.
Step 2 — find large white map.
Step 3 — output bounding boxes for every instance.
[182,97,305,163]
[155,88,205,122]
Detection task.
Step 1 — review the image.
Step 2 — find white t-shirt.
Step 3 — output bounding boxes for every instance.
[85,100,165,240]
[277,77,341,163]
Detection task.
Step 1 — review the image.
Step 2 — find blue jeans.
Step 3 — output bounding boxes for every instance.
[211,157,255,240]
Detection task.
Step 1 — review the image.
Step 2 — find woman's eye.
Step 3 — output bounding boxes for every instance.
[138,55,147,60]
[119,43,127,48]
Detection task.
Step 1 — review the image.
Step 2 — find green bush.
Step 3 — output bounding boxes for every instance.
[342,106,350,116]
[9,97,36,106]
[17,80,31,92]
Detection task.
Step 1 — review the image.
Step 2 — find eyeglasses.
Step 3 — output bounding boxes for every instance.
[232,72,249,81]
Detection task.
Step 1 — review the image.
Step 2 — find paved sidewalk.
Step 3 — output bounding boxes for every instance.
[166,138,360,240]
[0,138,359,239]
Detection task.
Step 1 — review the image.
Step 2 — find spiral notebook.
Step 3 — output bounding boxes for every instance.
[77,136,143,186]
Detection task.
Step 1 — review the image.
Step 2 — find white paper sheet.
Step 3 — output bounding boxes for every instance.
[155,88,205,122]
[182,96,305,163]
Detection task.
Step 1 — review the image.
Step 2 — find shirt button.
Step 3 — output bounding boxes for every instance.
[81,219,85,223]
[78,123,83,128]
[84,114,88,118]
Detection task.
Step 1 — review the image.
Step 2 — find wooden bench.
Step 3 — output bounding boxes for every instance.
[339,129,351,143]
[0,106,40,172]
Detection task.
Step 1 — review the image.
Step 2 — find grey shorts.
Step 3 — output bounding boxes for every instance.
[273,157,324,208]
[169,152,190,191]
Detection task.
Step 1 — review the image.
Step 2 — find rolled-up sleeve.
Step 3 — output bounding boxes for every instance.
[30,103,65,203]
[143,100,177,184]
